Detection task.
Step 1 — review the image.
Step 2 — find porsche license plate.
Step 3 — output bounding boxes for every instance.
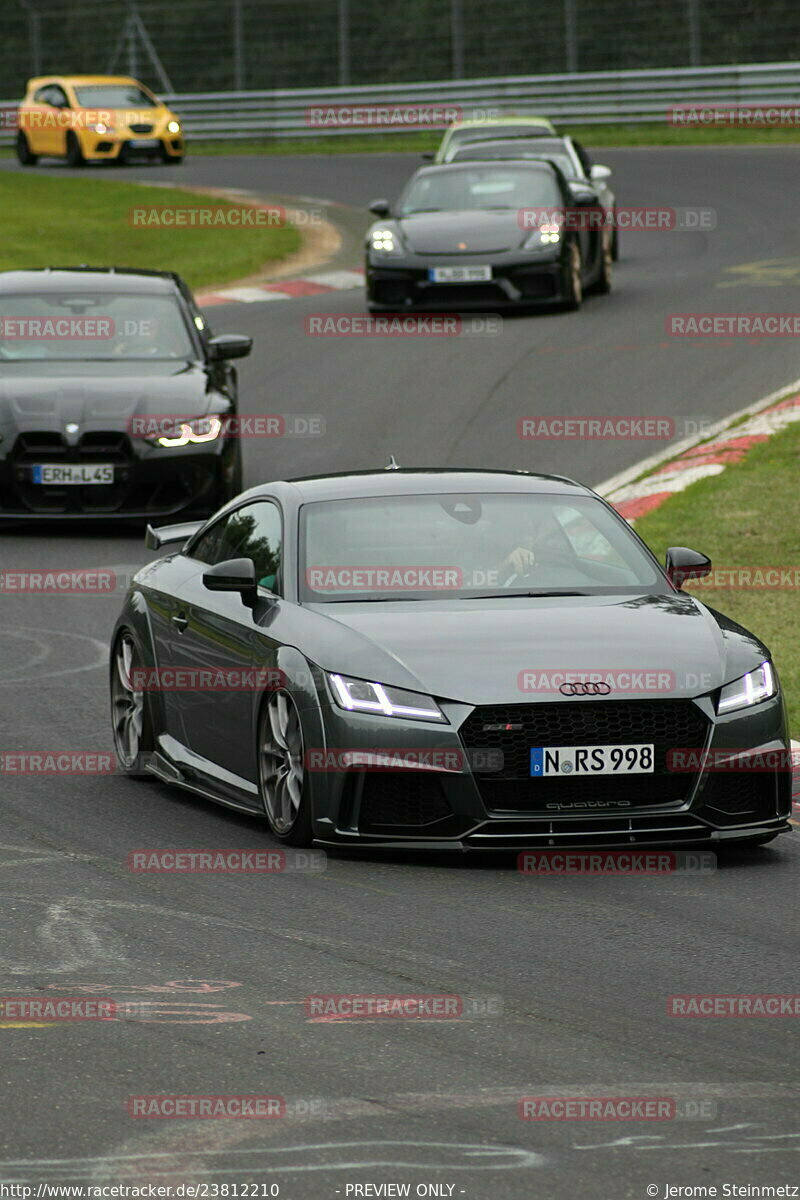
[32,464,114,485]
[530,744,654,777]
[428,266,492,283]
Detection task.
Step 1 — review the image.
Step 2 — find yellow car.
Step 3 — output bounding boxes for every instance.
[16,75,184,167]
[432,115,557,164]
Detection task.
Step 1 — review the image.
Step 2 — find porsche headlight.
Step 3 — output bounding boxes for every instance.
[156,415,223,447]
[370,228,403,257]
[328,673,447,723]
[717,661,777,714]
[523,224,561,250]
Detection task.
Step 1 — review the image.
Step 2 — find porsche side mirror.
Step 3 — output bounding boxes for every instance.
[203,557,257,605]
[208,333,252,361]
[590,164,612,182]
[568,185,599,206]
[665,546,712,588]
[369,199,391,217]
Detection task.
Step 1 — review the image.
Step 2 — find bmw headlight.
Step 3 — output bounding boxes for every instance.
[369,228,403,257]
[717,661,777,714]
[154,415,223,447]
[523,224,561,251]
[328,673,447,723]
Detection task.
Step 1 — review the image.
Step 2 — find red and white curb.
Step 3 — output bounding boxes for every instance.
[597,378,800,523]
[597,381,800,818]
[199,268,364,308]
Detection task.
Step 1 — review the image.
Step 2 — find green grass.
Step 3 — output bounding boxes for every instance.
[0,173,300,290]
[3,122,798,160]
[633,419,800,731]
[181,122,800,154]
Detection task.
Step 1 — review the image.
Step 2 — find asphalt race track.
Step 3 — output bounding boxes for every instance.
[0,147,798,1196]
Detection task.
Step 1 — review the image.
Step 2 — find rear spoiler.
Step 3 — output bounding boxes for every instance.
[145,520,204,551]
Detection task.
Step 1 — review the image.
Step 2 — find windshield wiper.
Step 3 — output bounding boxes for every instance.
[464,590,590,598]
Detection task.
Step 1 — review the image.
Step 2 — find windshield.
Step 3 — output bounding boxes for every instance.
[72,85,157,108]
[299,492,665,602]
[453,143,577,178]
[399,166,561,213]
[0,292,196,362]
[449,124,552,148]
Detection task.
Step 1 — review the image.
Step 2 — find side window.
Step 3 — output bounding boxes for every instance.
[49,86,69,108]
[190,501,283,592]
[34,87,51,104]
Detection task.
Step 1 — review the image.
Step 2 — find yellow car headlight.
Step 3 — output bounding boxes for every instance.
[167,120,181,134]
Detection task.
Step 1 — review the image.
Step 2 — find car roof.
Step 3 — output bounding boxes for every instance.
[241,469,591,505]
[26,75,146,88]
[448,116,556,132]
[0,267,181,295]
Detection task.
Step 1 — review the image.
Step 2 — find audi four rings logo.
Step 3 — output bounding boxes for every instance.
[559,681,612,696]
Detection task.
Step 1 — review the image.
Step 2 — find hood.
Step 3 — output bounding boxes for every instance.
[299,592,769,706]
[397,210,527,255]
[0,361,217,442]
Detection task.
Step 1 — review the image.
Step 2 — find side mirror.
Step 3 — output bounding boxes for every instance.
[590,164,611,182]
[208,333,252,361]
[203,557,257,605]
[665,547,712,588]
[368,199,391,217]
[568,185,599,206]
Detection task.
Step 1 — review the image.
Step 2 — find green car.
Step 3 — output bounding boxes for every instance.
[431,115,558,164]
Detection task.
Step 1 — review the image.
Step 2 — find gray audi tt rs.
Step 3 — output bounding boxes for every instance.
[110,468,792,852]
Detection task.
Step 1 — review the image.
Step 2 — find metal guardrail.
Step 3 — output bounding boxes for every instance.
[4,60,800,144]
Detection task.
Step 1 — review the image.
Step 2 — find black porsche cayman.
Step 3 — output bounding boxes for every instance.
[365,161,612,312]
[110,468,792,852]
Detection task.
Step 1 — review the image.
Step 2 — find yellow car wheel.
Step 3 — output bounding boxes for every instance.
[65,132,85,167]
[15,132,38,166]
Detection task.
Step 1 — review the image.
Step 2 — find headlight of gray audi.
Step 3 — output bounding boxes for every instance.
[328,672,447,722]
[717,661,777,714]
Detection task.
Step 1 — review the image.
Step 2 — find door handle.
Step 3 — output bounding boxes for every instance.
[172,613,189,633]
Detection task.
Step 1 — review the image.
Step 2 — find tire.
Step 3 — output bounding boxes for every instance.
[589,236,613,295]
[257,690,313,846]
[110,630,155,777]
[15,132,37,166]
[611,229,619,261]
[65,132,85,167]
[562,242,583,311]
